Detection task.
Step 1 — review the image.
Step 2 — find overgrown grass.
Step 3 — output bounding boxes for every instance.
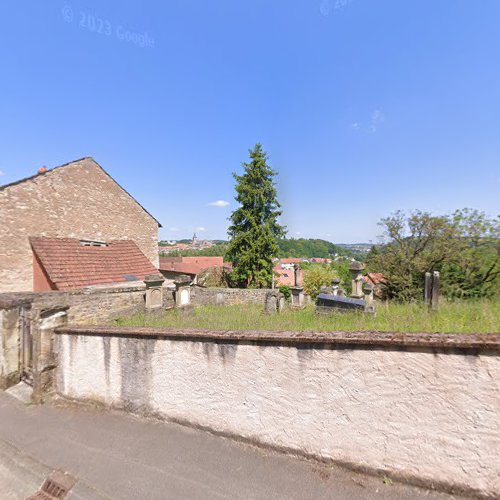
[114,298,499,333]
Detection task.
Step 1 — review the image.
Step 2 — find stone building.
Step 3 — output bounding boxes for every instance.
[0,157,161,292]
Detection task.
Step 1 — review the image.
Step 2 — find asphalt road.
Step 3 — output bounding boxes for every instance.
[0,391,464,500]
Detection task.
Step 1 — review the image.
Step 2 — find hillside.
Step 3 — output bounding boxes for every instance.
[166,238,355,259]
[277,239,347,258]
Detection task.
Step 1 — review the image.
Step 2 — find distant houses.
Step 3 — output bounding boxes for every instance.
[159,256,229,284]
[0,158,161,292]
[159,234,213,255]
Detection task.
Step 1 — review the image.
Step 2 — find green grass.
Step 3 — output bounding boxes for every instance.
[114,298,499,334]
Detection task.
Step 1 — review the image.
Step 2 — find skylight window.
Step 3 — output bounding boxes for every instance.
[80,239,107,247]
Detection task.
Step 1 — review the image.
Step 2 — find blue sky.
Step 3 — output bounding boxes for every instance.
[1,0,499,243]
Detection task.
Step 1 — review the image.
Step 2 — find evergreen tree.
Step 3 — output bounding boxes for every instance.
[226,144,286,287]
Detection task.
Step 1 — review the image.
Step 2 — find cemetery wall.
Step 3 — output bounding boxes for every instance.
[0,285,147,389]
[191,286,271,306]
[55,326,500,499]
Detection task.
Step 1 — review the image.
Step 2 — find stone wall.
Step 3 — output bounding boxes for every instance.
[0,284,147,390]
[55,326,500,499]
[191,287,271,306]
[0,307,23,389]
[0,157,160,292]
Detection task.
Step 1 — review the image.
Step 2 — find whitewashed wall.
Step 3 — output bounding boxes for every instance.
[56,333,500,497]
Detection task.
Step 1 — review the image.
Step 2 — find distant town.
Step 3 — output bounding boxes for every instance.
[159,235,373,259]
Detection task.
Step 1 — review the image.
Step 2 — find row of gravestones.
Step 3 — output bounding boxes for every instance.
[144,274,192,311]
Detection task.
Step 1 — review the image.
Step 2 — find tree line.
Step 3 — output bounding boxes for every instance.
[366,209,499,301]
[166,143,499,300]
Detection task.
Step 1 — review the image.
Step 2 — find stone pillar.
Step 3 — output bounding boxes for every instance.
[174,275,192,308]
[32,307,68,404]
[424,271,440,311]
[424,272,432,305]
[431,271,440,311]
[331,278,341,296]
[293,264,300,287]
[363,282,375,314]
[349,261,365,299]
[144,274,165,310]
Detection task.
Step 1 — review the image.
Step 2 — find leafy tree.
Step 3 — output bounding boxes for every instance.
[367,209,499,300]
[330,260,352,294]
[441,209,500,298]
[277,238,345,258]
[226,144,286,288]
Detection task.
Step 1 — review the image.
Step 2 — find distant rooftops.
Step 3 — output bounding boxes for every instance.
[159,256,225,276]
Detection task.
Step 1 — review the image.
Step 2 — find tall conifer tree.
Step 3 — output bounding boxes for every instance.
[227,144,286,288]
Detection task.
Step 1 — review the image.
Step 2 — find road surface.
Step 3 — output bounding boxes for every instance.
[0,390,463,499]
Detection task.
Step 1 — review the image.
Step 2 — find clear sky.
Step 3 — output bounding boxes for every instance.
[1,0,499,243]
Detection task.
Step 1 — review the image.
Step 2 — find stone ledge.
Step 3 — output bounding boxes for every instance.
[0,284,146,309]
[54,325,500,351]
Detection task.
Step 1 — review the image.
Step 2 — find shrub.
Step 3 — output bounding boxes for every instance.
[279,285,291,301]
[303,265,337,299]
[197,267,229,288]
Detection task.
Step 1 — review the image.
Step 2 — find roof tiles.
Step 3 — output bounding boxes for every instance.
[30,237,157,290]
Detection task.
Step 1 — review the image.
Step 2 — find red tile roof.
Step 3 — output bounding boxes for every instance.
[159,256,224,276]
[30,237,158,290]
[310,258,332,264]
[273,267,302,287]
[279,258,303,264]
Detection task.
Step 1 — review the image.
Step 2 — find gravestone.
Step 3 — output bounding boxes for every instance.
[144,274,165,310]
[316,294,365,314]
[332,278,341,296]
[349,261,365,299]
[215,293,225,306]
[174,275,192,308]
[362,282,375,314]
[265,290,284,314]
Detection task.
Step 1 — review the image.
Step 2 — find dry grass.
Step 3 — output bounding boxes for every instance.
[114,298,499,333]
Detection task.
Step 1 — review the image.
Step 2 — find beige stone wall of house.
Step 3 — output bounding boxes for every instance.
[56,331,500,498]
[0,158,159,292]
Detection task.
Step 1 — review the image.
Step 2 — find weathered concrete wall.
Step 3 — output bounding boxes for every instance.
[0,158,159,292]
[191,287,271,306]
[0,307,21,389]
[55,327,500,498]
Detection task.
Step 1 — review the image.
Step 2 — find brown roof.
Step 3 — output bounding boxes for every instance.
[30,237,158,290]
